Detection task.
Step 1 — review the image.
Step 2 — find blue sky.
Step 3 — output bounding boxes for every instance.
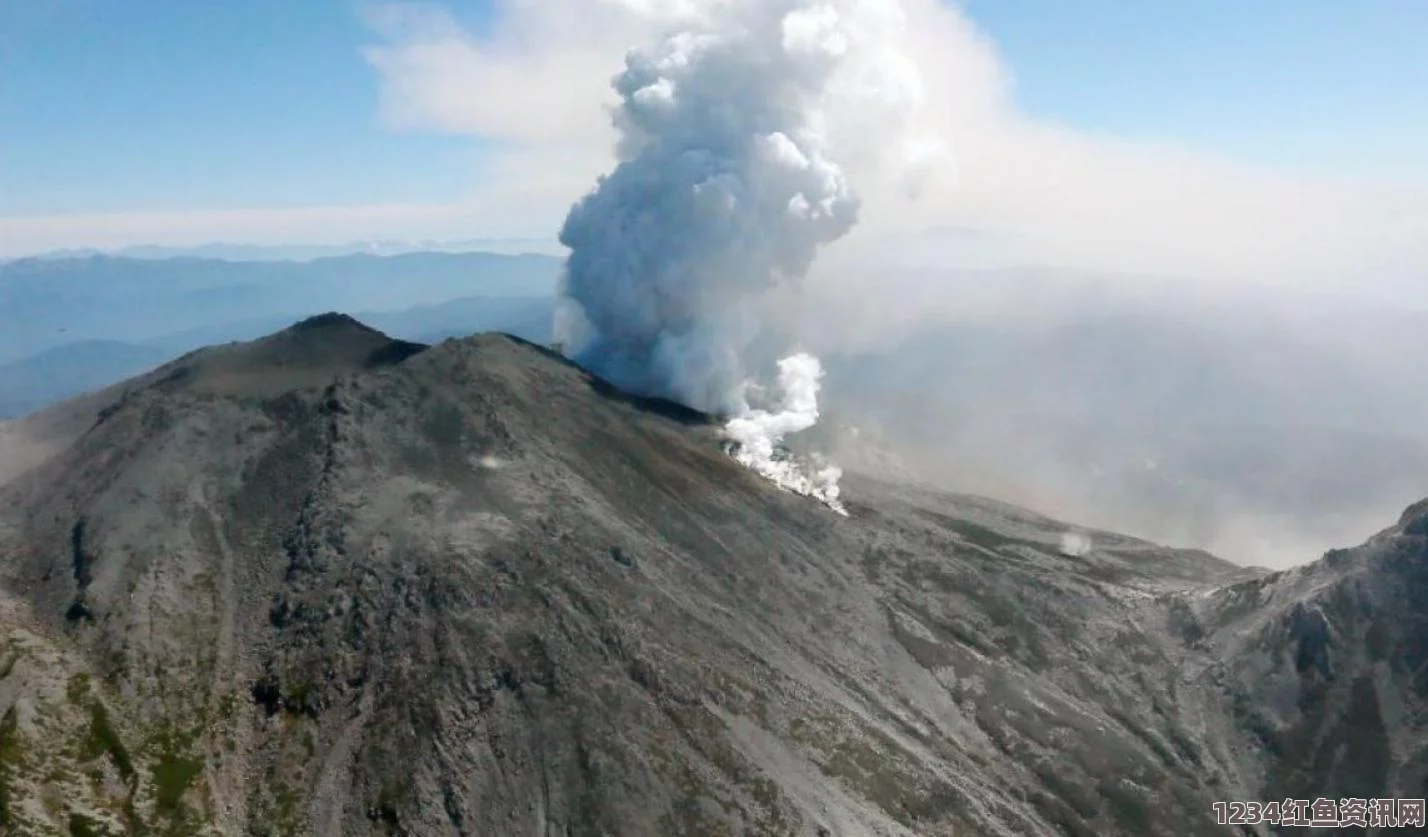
[961,0,1428,181]
[1,0,1424,218]
[0,0,490,214]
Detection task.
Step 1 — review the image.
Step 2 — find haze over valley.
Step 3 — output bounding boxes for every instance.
[5,247,1426,570]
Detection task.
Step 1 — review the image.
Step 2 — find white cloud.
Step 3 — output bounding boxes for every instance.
[361,2,627,145]
[0,196,568,259]
[8,0,1423,297]
[357,0,1428,306]
[0,204,460,258]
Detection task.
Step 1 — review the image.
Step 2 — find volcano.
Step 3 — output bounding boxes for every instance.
[0,314,1423,835]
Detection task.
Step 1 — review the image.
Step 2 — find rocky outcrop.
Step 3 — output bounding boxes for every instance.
[0,316,1417,835]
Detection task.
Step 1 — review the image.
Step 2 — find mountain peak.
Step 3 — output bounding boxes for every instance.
[0,318,1422,836]
[132,312,426,400]
[1399,497,1428,533]
[287,311,379,334]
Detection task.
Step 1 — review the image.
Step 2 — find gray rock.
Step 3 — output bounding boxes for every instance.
[0,314,1419,836]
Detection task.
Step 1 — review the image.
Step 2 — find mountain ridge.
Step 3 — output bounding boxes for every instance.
[0,251,561,365]
[0,314,1421,835]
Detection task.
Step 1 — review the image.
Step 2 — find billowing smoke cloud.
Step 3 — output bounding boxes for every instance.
[725,354,846,513]
[555,0,924,508]
[355,1,1428,565]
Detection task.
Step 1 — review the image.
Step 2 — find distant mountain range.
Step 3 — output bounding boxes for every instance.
[0,295,557,419]
[0,340,174,419]
[9,237,566,263]
[0,250,563,418]
[0,250,562,365]
[5,249,1428,570]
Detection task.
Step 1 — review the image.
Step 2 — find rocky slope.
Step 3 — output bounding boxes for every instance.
[0,314,1419,836]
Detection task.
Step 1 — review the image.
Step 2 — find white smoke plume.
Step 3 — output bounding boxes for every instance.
[554,0,925,509]
[725,354,846,514]
[1059,531,1093,558]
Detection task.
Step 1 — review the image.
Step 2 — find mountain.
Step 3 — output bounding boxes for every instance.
[0,289,556,419]
[362,296,556,346]
[135,296,557,367]
[0,252,561,364]
[17,239,564,263]
[0,340,173,419]
[0,315,1422,835]
[8,250,1425,571]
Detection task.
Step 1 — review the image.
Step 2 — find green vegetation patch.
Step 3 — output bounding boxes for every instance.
[68,810,111,837]
[153,750,204,814]
[145,724,207,825]
[81,701,134,780]
[0,705,21,828]
[794,713,970,829]
[68,672,93,704]
[0,642,20,679]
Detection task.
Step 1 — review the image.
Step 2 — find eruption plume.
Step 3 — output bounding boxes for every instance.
[555,0,923,509]
[725,353,847,514]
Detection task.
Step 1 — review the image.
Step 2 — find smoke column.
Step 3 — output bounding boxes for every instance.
[725,353,847,514]
[556,0,922,509]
